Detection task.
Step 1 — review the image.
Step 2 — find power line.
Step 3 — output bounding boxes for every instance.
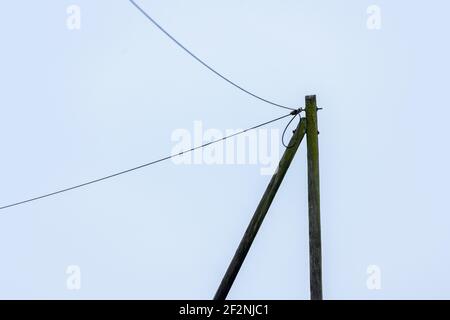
[0,112,298,211]
[129,0,296,112]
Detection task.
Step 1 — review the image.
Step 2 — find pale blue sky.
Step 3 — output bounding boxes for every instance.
[0,0,449,299]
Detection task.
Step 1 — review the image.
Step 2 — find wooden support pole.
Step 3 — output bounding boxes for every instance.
[305,95,323,300]
[214,117,307,300]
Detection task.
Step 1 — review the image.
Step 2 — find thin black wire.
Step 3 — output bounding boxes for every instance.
[282,113,302,148]
[0,113,293,211]
[129,0,296,112]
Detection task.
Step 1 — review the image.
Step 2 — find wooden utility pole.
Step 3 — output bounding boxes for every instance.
[305,95,323,300]
[214,117,307,300]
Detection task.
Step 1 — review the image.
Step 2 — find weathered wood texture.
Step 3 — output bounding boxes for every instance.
[214,118,307,300]
[305,95,323,300]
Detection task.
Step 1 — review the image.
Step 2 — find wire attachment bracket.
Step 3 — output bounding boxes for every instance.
[290,107,304,116]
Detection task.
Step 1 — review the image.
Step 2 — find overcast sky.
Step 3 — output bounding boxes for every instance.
[0,0,449,299]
